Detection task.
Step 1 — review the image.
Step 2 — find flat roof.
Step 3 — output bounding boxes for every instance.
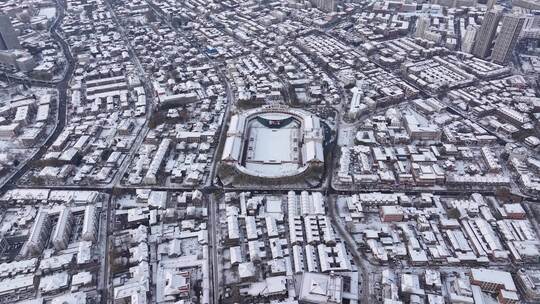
[0,274,35,295]
[470,268,517,291]
[298,272,343,304]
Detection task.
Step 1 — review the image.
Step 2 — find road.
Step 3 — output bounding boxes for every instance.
[327,195,371,304]
[0,0,74,192]
[293,27,374,302]
[99,193,114,304]
[105,2,233,303]
[208,194,220,304]
[1,2,537,304]
[206,78,233,188]
[103,0,156,189]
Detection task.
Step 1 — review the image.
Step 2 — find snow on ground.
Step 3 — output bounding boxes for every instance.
[338,125,356,146]
[248,127,296,163]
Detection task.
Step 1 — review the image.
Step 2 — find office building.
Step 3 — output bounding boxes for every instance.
[381,205,404,222]
[470,269,520,304]
[472,9,502,58]
[0,14,21,50]
[492,14,525,64]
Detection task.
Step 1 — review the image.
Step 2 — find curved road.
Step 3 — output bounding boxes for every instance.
[0,0,74,191]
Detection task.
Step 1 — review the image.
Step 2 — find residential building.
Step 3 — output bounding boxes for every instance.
[462,25,479,53]
[492,14,525,64]
[473,9,502,59]
[0,14,21,50]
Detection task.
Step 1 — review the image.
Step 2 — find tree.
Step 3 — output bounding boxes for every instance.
[447,208,461,219]
[178,108,190,123]
[495,187,511,202]
[145,10,156,23]
[148,111,165,129]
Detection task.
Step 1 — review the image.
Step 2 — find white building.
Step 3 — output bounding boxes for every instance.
[52,207,73,251]
[82,205,97,242]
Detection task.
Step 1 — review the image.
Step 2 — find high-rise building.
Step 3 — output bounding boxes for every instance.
[311,0,336,13]
[0,14,21,50]
[521,10,540,37]
[415,16,431,38]
[431,0,477,7]
[492,14,525,64]
[487,0,497,10]
[472,9,502,59]
[413,16,442,43]
[513,0,540,10]
[462,24,480,53]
